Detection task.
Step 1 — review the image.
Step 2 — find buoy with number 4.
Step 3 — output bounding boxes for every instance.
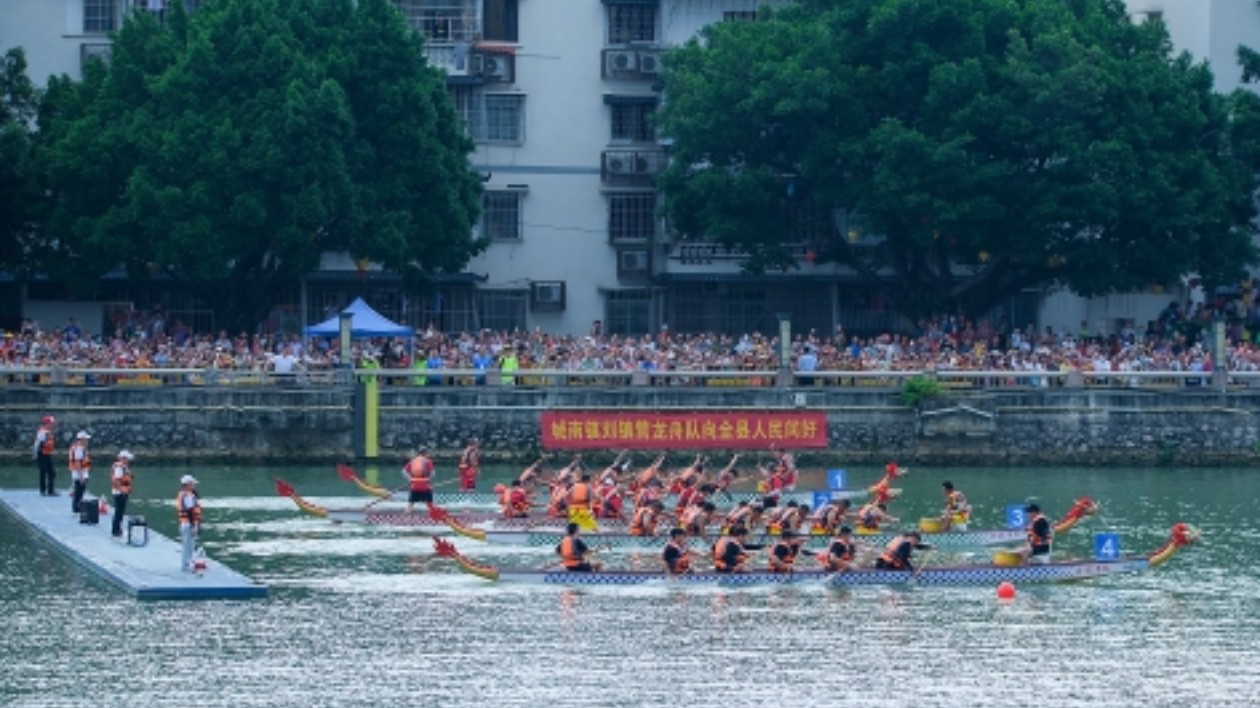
[997,581,1016,601]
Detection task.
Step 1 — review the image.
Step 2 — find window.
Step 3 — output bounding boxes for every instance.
[606,290,652,335]
[481,191,523,241]
[608,5,656,44]
[451,89,525,143]
[393,1,479,43]
[483,0,518,42]
[611,103,655,143]
[83,0,117,33]
[723,11,758,22]
[476,290,527,331]
[608,193,657,242]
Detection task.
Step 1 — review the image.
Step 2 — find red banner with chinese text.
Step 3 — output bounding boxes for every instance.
[540,411,828,450]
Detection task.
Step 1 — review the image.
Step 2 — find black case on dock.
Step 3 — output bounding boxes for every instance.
[79,499,99,525]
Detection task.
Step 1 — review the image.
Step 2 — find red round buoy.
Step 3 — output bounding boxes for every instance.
[997,581,1016,600]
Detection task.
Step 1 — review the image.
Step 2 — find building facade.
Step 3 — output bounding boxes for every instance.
[3,0,1252,338]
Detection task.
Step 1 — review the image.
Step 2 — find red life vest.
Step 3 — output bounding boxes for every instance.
[37,426,54,456]
[406,455,433,492]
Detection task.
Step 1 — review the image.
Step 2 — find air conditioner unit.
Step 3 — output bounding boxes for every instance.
[605,50,638,75]
[620,250,649,272]
[635,152,666,174]
[606,153,634,175]
[531,282,566,310]
[474,53,513,82]
[637,51,662,74]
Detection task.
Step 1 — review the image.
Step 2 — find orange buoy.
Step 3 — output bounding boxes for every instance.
[997,581,1016,600]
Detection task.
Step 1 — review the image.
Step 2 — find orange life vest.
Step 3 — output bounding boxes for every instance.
[558,536,584,569]
[37,426,54,456]
[878,535,909,569]
[712,537,747,571]
[406,455,433,492]
[68,442,91,473]
[629,507,657,537]
[177,489,202,524]
[112,463,132,495]
[567,482,592,511]
[769,539,798,572]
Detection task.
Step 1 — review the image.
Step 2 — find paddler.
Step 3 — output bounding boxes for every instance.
[712,526,753,574]
[713,454,740,502]
[939,481,972,531]
[855,501,898,532]
[629,500,665,537]
[516,458,545,488]
[596,478,625,520]
[724,500,765,534]
[556,522,603,572]
[457,438,481,491]
[875,530,934,572]
[819,526,858,572]
[768,529,804,573]
[768,500,808,535]
[679,501,717,541]
[1018,502,1053,564]
[501,479,531,518]
[812,498,854,535]
[632,454,667,493]
[402,447,435,514]
[661,528,698,575]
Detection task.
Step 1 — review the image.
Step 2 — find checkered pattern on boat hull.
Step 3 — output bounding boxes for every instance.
[482,528,1024,549]
[493,559,1150,587]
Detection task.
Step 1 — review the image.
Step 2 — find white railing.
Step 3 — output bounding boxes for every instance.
[0,366,1253,391]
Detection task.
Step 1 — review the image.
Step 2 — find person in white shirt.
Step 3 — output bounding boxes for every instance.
[177,475,203,572]
[68,431,92,514]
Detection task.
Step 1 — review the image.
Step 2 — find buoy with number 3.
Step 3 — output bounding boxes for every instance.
[997,581,1016,601]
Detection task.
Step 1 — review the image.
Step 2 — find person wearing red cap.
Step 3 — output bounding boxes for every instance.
[32,416,57,496]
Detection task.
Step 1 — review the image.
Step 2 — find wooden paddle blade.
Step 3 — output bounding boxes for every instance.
[337,463,357,482]
[275,479,295,497]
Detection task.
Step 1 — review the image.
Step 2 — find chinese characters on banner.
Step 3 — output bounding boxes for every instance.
[539,411,828,450]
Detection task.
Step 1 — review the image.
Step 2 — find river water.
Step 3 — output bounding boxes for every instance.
[0,462,1256,707]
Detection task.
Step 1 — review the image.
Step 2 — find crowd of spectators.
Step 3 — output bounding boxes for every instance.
[6,297,1260,383]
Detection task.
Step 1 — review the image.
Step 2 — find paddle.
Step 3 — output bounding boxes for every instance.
[911,547,938,582]
[361,483,410,510]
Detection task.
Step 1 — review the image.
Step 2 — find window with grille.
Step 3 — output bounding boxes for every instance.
[83,0,117,33]
[608,5,656,44]
[451,89,525,144]
[476,290,527,331]
[606,290,652,336]
[393,1,479,43]
[611,103,655,143]
[481,191,523,241]
[608,193,657,242]
[723,10,757,22]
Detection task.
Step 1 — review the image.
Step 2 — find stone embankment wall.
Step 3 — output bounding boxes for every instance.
[1,383,1257,466]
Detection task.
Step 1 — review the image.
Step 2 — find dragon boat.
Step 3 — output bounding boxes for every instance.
[430,523,1199,587]
[439,497,1100,550]
[278,480,632,531]
[336,464,860,510]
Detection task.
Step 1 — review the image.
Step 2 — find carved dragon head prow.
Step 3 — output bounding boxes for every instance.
[430,537,499,581]
[1052,496,1100,534]
[274,479,328,518]
[1148,523,1201,568]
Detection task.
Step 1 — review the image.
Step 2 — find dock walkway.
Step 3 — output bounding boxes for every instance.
[0,489,267,600]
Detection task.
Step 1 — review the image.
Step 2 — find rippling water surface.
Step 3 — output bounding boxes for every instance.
[1,463,1256,707]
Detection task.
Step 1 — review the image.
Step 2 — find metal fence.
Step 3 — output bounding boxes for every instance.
[0,366,1252,391]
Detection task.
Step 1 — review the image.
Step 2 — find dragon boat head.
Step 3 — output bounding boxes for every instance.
[431,536,499,581]
[336,463,357,482]
[1169,522,1201,547]
[1069,497,1100,519]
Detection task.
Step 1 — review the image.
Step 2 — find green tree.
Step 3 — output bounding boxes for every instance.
[657,0,1258,320]
[0,48,39,274]
[37,0,483,330]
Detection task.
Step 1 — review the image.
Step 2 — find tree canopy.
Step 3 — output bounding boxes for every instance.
[0,48,39,274]
[35,0,483,329]
[657,0,1260,320]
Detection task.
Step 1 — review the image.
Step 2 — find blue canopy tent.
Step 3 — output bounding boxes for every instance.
[303,297,414,339]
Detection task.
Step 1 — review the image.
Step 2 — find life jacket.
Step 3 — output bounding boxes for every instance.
[112,463,132,495]
[406,455,433,492]
[665,542,691,574]
[508,488,530,516]
[177,489,202,524]
[712,537,747,571]
[557,536,584,569]
[600,492,623,519]
[629,507,657,537]
[877,536,909,569]
[769,539,798,573]
[857,504,882,530]
[681,506,707,534]
[37,426,54,456]
[946,490,970,520]
[820,538,855,570]
[1027,513,1052,547]
[68,442,91,473]
[567,482,593,511]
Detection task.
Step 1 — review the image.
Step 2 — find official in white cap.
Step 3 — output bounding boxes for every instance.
[177,474,203,572]
[69,431,92,514]
[110,450,134,537]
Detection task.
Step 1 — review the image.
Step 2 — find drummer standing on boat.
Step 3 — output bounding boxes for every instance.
[403,447,435,513]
